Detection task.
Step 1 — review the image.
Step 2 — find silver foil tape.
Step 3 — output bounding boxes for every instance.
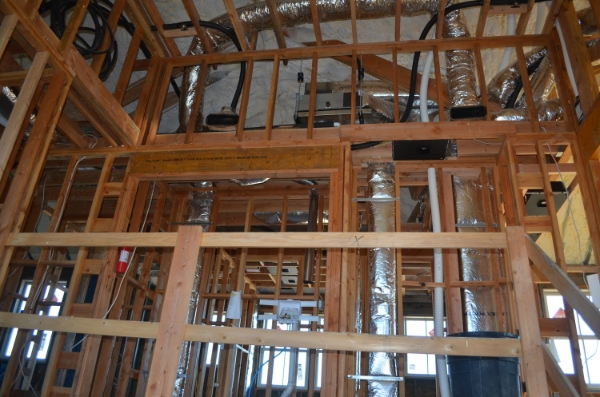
[367,163,398,397]
[453,176,504,332]
[443,10,480,108]
[578,7,598,35]
[487,47,547,108]
[174,184,215,396]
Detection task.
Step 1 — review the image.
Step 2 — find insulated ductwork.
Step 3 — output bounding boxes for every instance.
[443,10,480,110]
[179,0,448,132]
[487,47,547,108]
[515,57,555,109]
[493,98,563,122]
[178,39,210,134]
[454,176,508,332]
[254,211,329,225]
[174,183,215,396]
[367,94,440,122]
[578,7,598,35]
[367,163,398,397]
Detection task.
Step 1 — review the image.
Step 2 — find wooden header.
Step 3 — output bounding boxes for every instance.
[129,145,340,175]
[7,231,508,249]
[0,312,521,357]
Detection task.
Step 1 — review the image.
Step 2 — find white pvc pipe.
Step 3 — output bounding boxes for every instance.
[280,322,299,397]
[535,2,546,35]
[499,14,516,71]
[418,64,446,77]
[556,19,579,97]
[420,50,435,122]
[428,167,451,397]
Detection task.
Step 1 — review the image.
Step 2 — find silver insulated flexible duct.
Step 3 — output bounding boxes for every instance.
[174,183,215,396]
[454,176,508,332]
[443,9,480,109]
[367,163,398,397]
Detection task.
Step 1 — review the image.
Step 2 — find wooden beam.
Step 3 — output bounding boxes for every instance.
[309,0,322,45]
[167,35,550,67]
[557,2,598,114]
[265,0,287,51]
[506,226,549,397]
[0,51,48,182]
[146,226,202,396]
[65,48,140,146]
[318,47,451,107]
[7,231,508,249]
[577,94,600,161]
[526,236,600,338]
[0,312,522,357]
[0,14,18,60]
[542,343,581,397]
[222,0,249,51]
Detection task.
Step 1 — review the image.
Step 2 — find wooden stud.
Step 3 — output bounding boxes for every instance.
[515,45,539,132]
[557,2,598,114]
[309,0,322,46]
[264,55,280,140]
[308,52,319,139]
[236,58,254,141]
[0,15,18,60]
[146,226,203,396]
[266,0,287,52]
[222,0,249,51]
[505,226,549,397]
[0,51,48,182]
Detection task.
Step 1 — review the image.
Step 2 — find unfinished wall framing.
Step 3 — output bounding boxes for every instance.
[0,0,600,396]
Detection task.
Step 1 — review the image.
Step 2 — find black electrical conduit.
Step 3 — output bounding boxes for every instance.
[39,0,181,95]
[351,0,552,151]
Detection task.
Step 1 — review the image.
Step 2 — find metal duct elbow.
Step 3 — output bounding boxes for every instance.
[443,10,480,110]
[515,57,554,108]
[487,47,547,108]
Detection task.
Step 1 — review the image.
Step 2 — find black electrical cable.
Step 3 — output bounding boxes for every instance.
[41,0,180,96]
[155,21,246,110]
[351,1,483,151]
[357,57,365,125]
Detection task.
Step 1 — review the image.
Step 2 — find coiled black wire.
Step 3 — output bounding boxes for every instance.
[40,0,180,96]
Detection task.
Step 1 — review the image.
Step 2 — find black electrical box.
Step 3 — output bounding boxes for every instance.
[524,181,569,216]
[392,140,449,161]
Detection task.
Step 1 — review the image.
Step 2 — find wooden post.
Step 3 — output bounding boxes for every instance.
[146,226,203,396]
[0,51,49,182]
[505,226,549,397]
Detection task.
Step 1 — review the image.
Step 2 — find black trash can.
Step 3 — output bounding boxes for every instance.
[447,332,521,397]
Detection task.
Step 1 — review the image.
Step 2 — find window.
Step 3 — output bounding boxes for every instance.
[255,318,323,389]
[544,290,599,387]
[404,317,443,375]
[4,280,65,360]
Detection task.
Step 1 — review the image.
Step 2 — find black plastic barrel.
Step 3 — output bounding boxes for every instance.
[446,332,521,397]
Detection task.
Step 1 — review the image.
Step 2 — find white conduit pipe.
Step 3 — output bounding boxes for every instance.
[428,167,451,397]
[420,50,435,122]
[280,322,299,397]
[556,19,579,97]
[535,2,546,35]
[499,14,516,71]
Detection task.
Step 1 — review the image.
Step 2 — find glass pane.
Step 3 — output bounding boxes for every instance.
[406,353,429,374]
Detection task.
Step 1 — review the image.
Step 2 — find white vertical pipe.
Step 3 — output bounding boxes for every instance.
[420,50,435,122]
[499,15,516,71]
[280,322,299,397]
[556,19,579,97]
[428,167,450,397]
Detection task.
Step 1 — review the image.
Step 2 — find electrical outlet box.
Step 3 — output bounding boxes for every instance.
[277,300,302,324]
